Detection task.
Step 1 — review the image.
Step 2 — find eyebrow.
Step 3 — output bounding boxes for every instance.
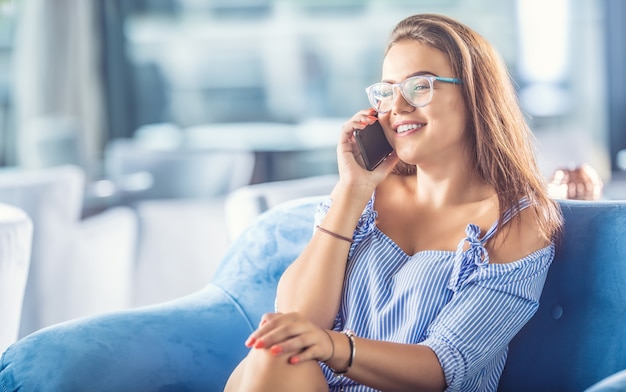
[381,71,436,84]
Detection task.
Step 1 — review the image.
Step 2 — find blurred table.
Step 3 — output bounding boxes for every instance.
[183,119,342,183]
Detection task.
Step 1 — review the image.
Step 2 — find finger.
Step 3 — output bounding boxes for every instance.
[275,329,333,364]
[341,110,378,135]
[345,113,377,134]
[255,318,308,350]
[285,333,328,365]
[338,111,378,157]
[248,313,308,349]
[266,328,314,357]
[245,313,282,347]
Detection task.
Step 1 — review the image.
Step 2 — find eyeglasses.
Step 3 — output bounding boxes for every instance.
[365,75,462,114]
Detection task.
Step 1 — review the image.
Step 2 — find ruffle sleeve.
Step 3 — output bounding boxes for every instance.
[421,242,555,391]
[314,194,378,258]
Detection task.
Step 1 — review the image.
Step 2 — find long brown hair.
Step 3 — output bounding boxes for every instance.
[387,14,562,242]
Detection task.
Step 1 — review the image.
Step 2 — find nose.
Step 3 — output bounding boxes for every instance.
[390,85,414,114]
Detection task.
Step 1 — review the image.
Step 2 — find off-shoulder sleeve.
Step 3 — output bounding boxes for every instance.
[418,241,555,391]
[314,194,378,258]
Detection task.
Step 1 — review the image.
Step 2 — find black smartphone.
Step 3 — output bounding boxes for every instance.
[353,121,393,171]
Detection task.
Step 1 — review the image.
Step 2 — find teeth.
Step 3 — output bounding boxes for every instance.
[397,123,422,133]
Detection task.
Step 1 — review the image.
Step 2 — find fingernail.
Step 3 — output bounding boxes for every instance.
[245,337,256,348]
[289,356,300,365]
[270,345,282,355]
[260,319,267,326]
[254,340,265,349]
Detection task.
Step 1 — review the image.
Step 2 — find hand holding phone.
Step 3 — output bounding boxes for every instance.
[353,121,394,171]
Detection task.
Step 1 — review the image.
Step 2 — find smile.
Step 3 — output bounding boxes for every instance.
[396,123,424,133]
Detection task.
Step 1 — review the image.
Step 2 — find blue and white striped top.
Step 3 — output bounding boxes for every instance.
[315,194,555,392]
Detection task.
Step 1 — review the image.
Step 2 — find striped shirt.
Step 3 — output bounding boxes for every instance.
[314,195,555,392]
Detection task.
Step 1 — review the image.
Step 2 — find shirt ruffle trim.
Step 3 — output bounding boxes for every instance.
[448,223,489,293]
[448,227,554,296]
[315,195,378,258]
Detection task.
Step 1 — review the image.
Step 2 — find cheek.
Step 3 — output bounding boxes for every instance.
[432,98,467,134]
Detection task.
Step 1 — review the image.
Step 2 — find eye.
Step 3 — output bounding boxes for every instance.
[372,84,393,99]
[408,78,430,93]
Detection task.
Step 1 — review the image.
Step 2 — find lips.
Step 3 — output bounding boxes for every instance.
[396,123,425,133]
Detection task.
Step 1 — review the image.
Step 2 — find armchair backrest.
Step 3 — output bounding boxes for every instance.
[499,200,626,391]
[212,197,320,330]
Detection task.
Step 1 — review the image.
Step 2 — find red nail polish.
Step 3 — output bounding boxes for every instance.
[254,340,265,349]
[290,356,300,365]
[270,345,282,355]
[245,337,256,347]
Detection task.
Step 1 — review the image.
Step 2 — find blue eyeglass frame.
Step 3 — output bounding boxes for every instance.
[365,75,463,113]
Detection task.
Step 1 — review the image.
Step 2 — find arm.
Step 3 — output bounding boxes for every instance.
[275,110,399,328]
[320,244,553,391]
[275,183,371,327]
[421,246,554,389]
[325,331,446,392]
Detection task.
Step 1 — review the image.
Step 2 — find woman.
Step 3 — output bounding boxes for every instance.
[225,13,562,392]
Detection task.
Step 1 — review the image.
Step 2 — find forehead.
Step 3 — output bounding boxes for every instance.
[381,40,453,81]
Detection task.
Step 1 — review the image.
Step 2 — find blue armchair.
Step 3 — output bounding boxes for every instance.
[1,196,625,391]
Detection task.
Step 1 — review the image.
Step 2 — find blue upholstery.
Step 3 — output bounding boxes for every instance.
[1,197,625,391]
[586,369,626,392]
[0,197,318,392]
[499,200,626,391]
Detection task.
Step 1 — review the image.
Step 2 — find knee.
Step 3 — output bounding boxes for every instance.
[245,347,301,380]
[230,349,327,392]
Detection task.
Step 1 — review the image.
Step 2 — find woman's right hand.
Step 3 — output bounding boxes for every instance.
[245,312,336,366]
[336,109,399,192]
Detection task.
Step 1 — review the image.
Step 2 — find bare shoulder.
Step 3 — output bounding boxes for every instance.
[486,205,552,264]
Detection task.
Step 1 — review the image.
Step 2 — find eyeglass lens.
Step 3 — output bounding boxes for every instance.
[367,76,433,114]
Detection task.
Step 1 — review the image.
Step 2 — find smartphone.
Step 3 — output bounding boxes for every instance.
[354,121,393,171]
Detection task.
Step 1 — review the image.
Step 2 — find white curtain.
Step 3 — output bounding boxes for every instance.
[13,0,105,176]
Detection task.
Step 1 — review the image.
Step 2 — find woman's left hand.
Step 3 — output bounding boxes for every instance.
[244,312,334,365]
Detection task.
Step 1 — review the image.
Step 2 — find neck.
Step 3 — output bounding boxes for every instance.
[411,165,494,208]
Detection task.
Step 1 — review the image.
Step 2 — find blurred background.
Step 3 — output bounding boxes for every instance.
[3,0,626,186]
[1,0,626,338]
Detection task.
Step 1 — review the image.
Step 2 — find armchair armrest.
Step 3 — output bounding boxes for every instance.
[0,284,251,392]
[0,196,322,391]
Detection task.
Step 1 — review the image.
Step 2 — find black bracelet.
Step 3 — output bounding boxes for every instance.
[344,330,356,368]
[321,329,335,363]
[333,329,356,378]
[316,225,354,244]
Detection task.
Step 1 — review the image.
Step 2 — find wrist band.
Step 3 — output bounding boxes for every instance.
[333,329,356,378]
[321,329,335,362]
[343,330,356,368]
[316,225,354,244]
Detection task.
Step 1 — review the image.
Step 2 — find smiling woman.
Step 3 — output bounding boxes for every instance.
[224,13,562,392]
